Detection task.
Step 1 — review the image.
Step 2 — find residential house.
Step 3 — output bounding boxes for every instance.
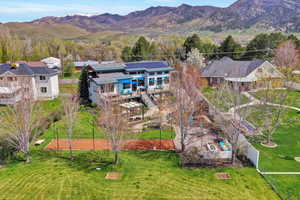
[74,60,99,72]
[88,61,174,103]
[0,63,59,105]
[16,61,47,67]
[41,57,61,69]
[201,57,284,90]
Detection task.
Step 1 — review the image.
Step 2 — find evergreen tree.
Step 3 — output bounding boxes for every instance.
[218,35,244,60]
[244,33,287,60]
[78,66,90,104]
[121,46,133,62]
[288,34,300,49]
[183,34,202,56]
[131,36,151,61]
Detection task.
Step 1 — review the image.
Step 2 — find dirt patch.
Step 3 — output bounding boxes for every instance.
[0,165,5,169]
[215,173,231,180]
[105,172,122,180]
[46,139,175,151]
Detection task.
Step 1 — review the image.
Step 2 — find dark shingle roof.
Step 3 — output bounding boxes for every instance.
[202,57,266,78]
[0,64,58,76]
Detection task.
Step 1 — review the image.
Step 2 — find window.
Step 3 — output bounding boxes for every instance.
[40,76,46,80]
[164,77,169,84]
[157,77,163,85]
[8,77,17,81]
[164,71,169,74]
[138,79,145,86]
[40,87,47,93]
[123,83,131,90]
[257,68,263,73]
[149,72,155,76]
[149,78,155,86]
[157,72,163,75]
[129,72,137,75]
[100,84,114,93]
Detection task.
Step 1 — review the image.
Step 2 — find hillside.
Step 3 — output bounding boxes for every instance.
[1,0,300,42]
[29,0,300,33]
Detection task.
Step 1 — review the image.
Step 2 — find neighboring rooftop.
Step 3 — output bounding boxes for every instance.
[0,64,59,76]
[74,60,99,67]
[16,61,47,67]
[202,57,266,78]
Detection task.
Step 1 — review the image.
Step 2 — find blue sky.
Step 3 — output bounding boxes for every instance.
[0,0,236,23]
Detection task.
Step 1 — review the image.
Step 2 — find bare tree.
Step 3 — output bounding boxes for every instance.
[0,77,39,163]
[213,82,252,164]
[251,41,300,146]
[97,87,128,165]
[62,95,79,160]
[170,64,203,152]
[275,40,300,78]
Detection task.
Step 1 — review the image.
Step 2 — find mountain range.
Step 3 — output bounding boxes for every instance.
[2,0,300,40]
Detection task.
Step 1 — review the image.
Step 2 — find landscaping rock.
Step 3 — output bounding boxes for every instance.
[260,142,278,148]
[295,157,300,162]
[105,172,122,180]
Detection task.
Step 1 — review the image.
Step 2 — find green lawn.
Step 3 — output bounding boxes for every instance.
[60,72,81,80]
[202,88,250,112]
[250,89,300,108]
[43,111,175,144]
[245,106,300,199]
[0,150,279,200]
[59,84,79,94]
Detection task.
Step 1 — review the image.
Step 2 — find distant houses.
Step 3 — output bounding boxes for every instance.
[41,57,61,69]
[74,60,99,72]
[0,63,59,105]
[87,61,174,104]
[201,57,284,90]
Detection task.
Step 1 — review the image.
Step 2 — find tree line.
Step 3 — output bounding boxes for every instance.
[121,33,300,63]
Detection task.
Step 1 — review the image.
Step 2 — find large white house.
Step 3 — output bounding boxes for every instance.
[0,63,59,105]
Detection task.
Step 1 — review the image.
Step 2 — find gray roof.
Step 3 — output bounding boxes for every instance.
[89,62,126,72]
[202,57,266,78]
[91,73,132,85]
[0,64,59,76]
[74,61,99,67]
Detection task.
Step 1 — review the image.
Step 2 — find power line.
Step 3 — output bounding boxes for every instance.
[122,48,273,59]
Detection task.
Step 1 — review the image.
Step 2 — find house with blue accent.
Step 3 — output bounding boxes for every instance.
[88,61,174,103]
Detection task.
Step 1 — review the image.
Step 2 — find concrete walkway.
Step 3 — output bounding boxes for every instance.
[228,91,300,114]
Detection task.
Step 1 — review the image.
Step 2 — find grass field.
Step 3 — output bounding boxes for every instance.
[59,84,79,94]
[0,149,279,200]
[202,88,250,112]
[250,89,300,107]
[60,72,81,80]
[43,111,175,143]
[245,106,300,199]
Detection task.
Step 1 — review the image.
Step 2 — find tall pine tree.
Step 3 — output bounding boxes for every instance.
[79,66,90,104]
[218,35,244,60]
[131,36,151,61]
